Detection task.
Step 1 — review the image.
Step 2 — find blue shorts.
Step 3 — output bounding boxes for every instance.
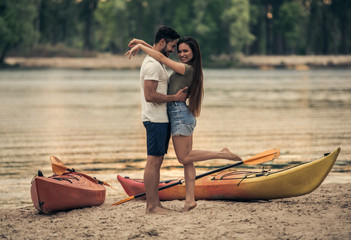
[143,121,170,156]
[167,101,196,136]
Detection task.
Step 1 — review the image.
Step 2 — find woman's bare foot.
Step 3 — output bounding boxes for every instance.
[221,148,242,161]
[182,201,197,212]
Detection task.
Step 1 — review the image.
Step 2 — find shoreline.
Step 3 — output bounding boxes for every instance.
[1,182,350,239]
[3,54,351,70]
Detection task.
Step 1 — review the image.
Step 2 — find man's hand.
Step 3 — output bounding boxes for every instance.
[174,87,188,102]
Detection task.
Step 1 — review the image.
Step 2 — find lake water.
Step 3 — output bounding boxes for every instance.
[0,69,350,209]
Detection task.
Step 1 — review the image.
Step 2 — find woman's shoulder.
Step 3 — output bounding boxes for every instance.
[184,64,194,76]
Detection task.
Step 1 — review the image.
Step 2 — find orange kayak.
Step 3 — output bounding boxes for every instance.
[117,147,340,201]
[31,171,106,213]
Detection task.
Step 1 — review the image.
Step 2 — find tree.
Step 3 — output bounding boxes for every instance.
[38,0,79,47]
[330,0,351,54]
[0,0,39,64]
[221,0,254,55]
[276,1,306,54]
[249,0,267,55]
[78,0,99,51]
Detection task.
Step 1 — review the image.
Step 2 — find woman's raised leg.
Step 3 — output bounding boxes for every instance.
[172,135,241,211]
[172,136,241,165]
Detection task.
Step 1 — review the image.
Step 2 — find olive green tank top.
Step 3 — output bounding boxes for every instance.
[167,64,194,95]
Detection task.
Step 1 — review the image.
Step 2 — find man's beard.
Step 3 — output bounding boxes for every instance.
[160,45,169,57]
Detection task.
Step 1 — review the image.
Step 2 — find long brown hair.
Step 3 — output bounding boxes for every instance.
[177,37,203,117]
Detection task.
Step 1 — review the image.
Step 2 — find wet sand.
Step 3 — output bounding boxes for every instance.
[1,183,350,239]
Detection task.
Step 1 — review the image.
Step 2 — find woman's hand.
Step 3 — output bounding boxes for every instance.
[128,39,143,48]
[124,44,141,59]
[128,38,153,49]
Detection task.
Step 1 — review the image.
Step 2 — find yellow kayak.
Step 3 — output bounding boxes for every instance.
[118,147,340,200]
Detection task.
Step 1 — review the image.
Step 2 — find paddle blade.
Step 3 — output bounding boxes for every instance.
[50,156,68,175]
[243,148,280,165]
[112,196,135,206]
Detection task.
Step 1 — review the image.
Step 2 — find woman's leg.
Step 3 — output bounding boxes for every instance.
[172,136,241,165]
[172,135,197,211]
[183,162,197,211]
[172,135,241,211]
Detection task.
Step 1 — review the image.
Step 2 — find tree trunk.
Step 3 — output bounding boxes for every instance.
[340,17,348,54]
[83,11,93,50]
[322,4,329,54]
[0,43,9,65]
[82,0,98,51]
[265,15,272,55]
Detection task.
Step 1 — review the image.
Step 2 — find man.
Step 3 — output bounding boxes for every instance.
[129,26,187,214]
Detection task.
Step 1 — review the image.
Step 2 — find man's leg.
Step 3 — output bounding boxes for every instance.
[143,121,171,214]
[144,155,163,210]
[144,155,171,214]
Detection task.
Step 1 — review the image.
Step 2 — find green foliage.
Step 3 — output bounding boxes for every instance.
[95,0,128,53]
[222,0,255,54]
[1,0,351,63]
[276,1,306,53]
[38,0,79,46]
[0,0,39,62]
[170,1,195,36]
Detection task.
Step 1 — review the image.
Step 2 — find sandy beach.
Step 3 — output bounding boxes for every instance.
[5,54,351,69]
[1,183,350,239]
[4,54,144,70]
[1,62,350,239]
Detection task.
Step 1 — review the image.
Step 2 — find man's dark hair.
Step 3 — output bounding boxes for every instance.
[154,26,180,44]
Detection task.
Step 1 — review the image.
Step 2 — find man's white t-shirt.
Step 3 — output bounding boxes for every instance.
[140,55,169,123]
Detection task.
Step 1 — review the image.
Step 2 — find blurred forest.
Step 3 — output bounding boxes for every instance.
[1,0,351,64]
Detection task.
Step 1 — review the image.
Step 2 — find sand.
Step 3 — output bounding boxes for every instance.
[238,55,351,69]
[1,183,350,239]
[5,54,145,70]
[5,54,351,69]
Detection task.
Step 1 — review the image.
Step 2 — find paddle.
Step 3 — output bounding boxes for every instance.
[112,148,280,206]
[50,156,118,190]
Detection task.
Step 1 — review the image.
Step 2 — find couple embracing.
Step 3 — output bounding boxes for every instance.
[125,26,242,214]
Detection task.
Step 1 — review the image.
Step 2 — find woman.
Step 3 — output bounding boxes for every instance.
[125,37,242,211]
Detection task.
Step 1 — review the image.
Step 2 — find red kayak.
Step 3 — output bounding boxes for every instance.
[31,171,106,213]
[117,147,340,201]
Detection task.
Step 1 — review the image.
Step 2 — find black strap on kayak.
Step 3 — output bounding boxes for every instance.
[52,177,73,183]
[31,170,44,184]
[94,177,104,185]
[237,173,252,187]
[211,170,255,180]
[236,167,272,186]
[50,172,81,183]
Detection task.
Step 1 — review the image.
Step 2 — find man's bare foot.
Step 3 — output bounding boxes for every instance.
[221,148,242,161]
[146,206,172,215]
[159,204,173,211]
[182,201,197,212]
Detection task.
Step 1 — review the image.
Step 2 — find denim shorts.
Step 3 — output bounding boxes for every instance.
[167,101,196,136]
